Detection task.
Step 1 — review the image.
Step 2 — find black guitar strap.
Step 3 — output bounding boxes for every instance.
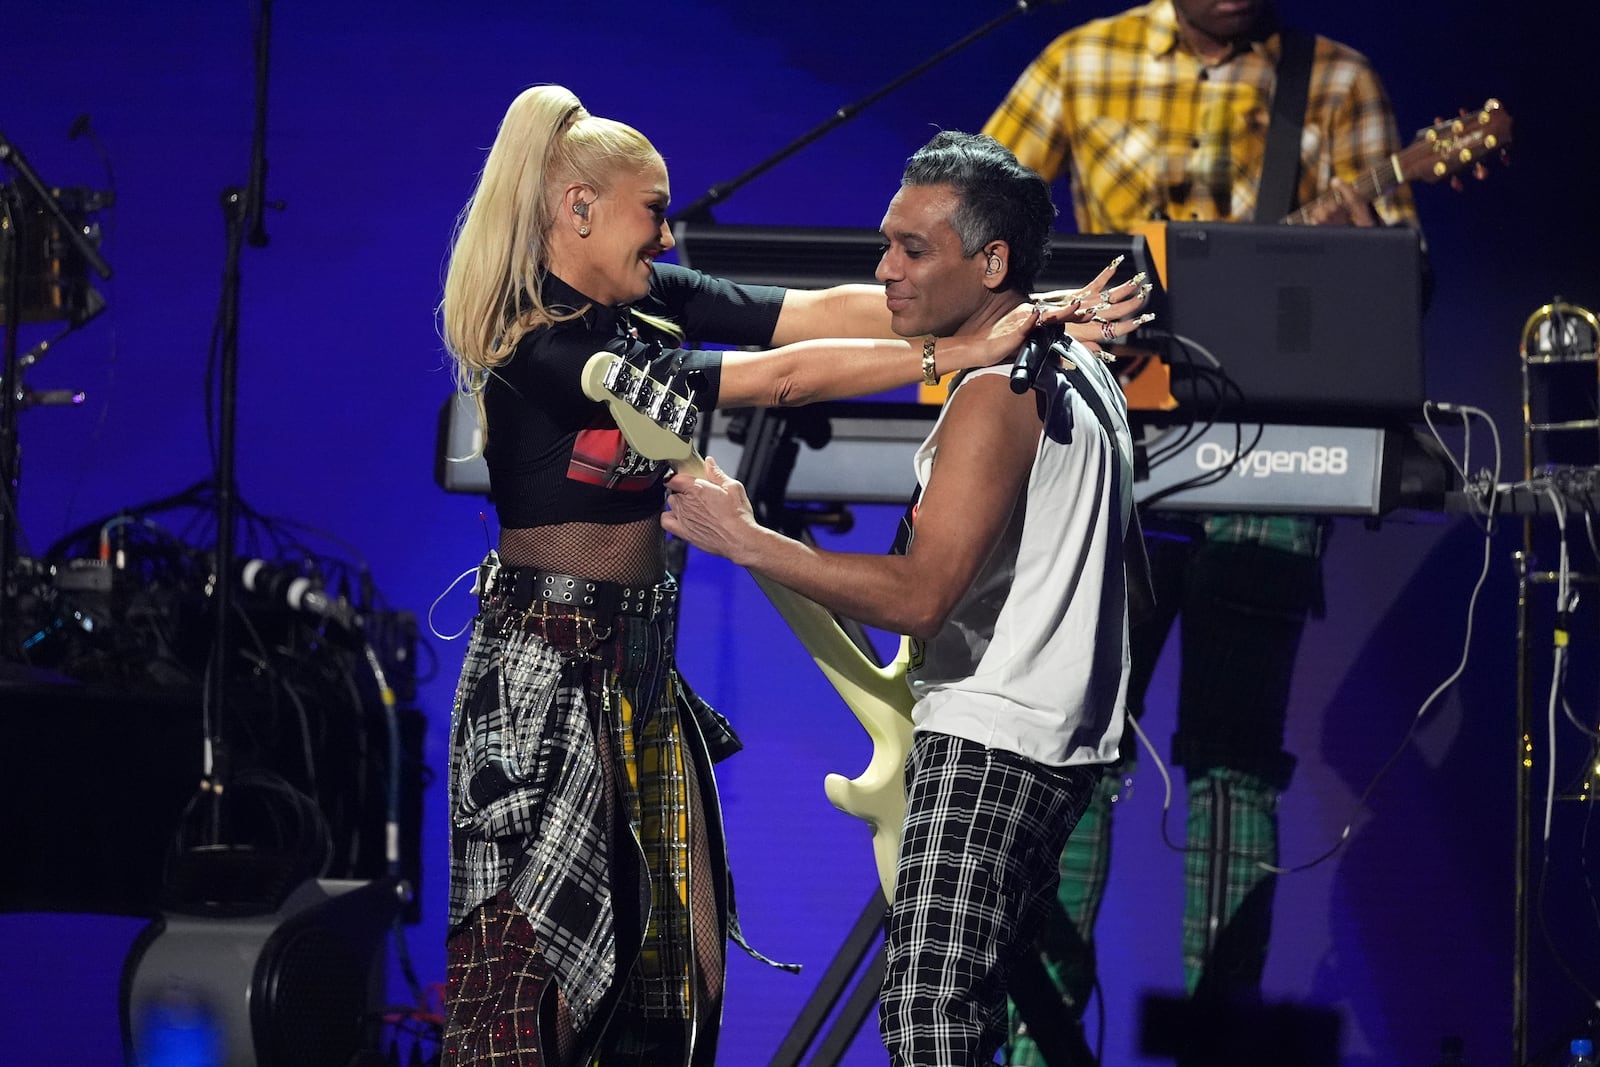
[1058,356,1157,625]
[1255,27,1315,222]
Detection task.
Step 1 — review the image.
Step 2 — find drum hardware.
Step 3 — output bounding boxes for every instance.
[16,284,106,373]
[0,197,107,409]
[16,386,85,410]
[0,185,112,326]
[0,131,114,291]
[1,128,115,662]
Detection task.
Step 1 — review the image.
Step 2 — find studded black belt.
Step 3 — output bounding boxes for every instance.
[480,564,675,619]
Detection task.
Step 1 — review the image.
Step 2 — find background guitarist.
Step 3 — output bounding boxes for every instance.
[982,0,1426,1060]
[663,131,1137,1067]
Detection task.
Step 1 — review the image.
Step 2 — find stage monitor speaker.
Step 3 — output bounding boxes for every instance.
[119,876,408,1067]
[1140,992,1341,1067]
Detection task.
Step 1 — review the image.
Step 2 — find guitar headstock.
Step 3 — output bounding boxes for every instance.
[579,350,703,469]
[1398,98,1513,186]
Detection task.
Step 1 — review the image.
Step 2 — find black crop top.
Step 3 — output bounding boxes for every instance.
[483,263,786,528]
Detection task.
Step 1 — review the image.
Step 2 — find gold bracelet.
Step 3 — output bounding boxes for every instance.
[921,335,939,386]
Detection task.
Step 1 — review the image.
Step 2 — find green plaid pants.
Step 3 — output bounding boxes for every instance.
[1004,767,1279,1064]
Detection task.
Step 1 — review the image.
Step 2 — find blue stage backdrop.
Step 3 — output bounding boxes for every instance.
[3,2,1597,1065]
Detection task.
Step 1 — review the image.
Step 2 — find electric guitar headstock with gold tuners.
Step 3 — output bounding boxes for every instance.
[1282,98,1513,225]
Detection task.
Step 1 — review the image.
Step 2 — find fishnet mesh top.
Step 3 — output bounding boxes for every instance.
[498,516,664,587]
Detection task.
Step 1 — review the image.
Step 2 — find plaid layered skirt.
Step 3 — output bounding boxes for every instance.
[443,578,741,1066]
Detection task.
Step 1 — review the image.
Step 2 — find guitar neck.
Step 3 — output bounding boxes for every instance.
[1280,155,1399,226]
[1277,99,1512,226]
[670,445,904,702]
[585,347,911,902]
[672,452,708,480]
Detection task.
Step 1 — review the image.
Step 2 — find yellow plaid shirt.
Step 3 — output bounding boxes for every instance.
[982,0,1419,231]
[983,0,1420,553]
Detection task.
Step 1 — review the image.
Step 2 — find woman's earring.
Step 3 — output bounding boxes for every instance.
[574,200,591,237]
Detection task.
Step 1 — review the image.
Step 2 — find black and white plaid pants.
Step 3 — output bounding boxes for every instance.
[880,730,1099,1066]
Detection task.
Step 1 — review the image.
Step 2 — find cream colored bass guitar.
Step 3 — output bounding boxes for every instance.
[581,350,911,903]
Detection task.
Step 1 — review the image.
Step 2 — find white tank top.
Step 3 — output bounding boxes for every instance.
[906,351,1131,767]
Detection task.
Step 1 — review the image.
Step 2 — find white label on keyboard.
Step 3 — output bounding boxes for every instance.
[1137,424,1387,514]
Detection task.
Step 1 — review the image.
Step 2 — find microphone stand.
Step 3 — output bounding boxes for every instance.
[0,184,22,665]
[671,0,1063,225]
[203,0,275,831]
[0,131,115,666]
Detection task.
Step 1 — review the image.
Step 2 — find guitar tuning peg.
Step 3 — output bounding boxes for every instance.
[1473,162,1489,181]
